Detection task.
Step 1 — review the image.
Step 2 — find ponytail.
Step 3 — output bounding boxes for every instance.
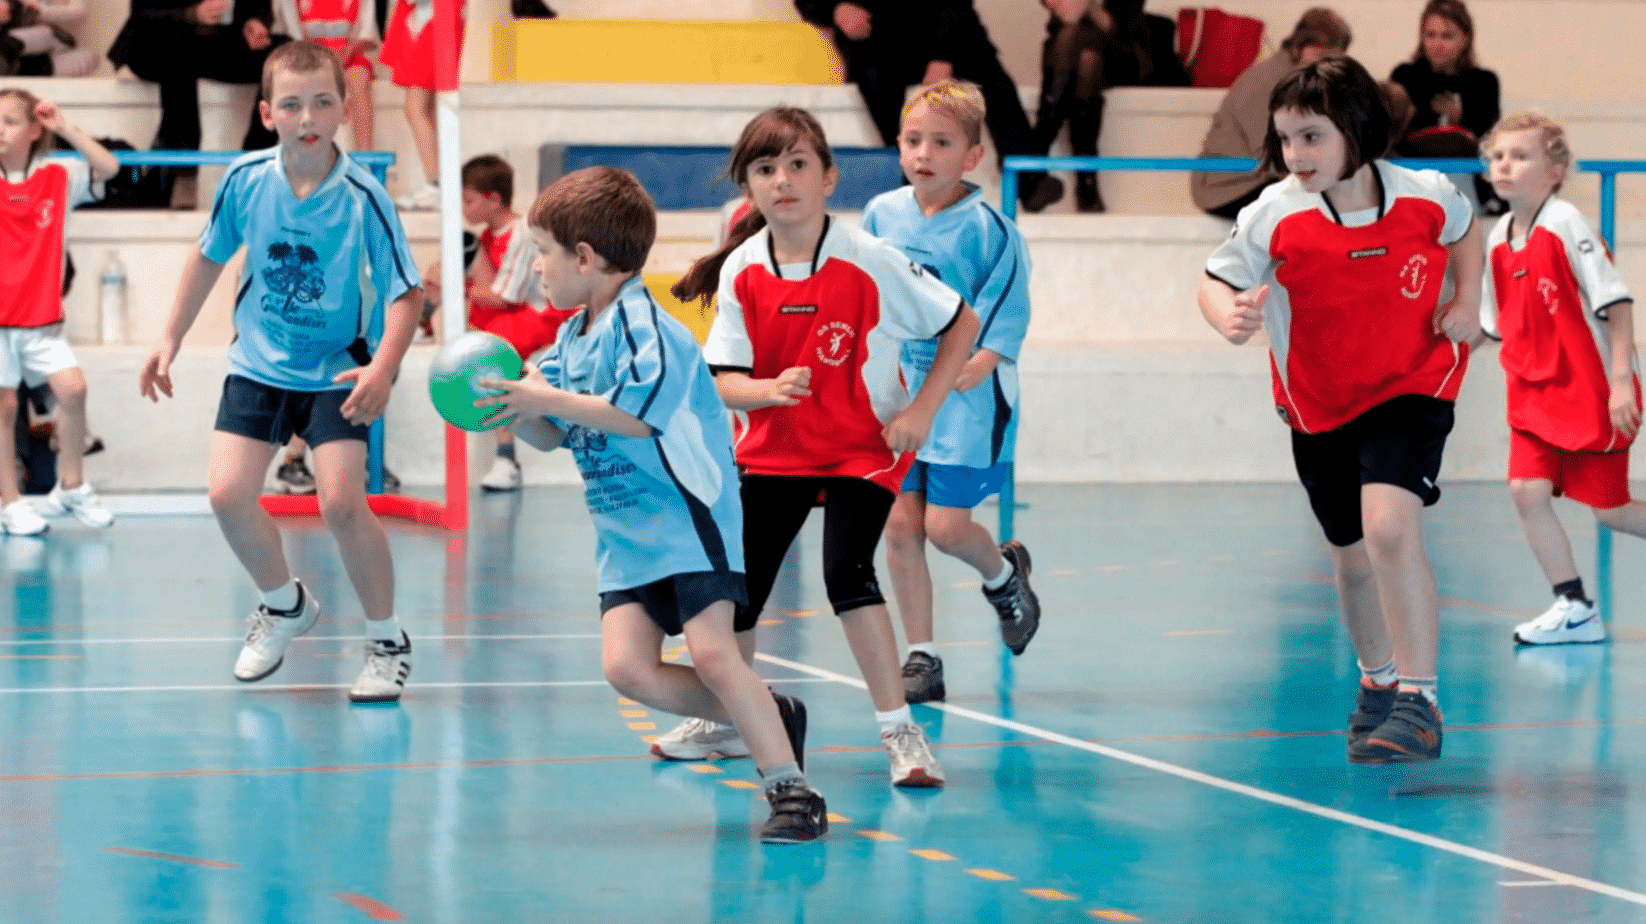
[672,206,767,307]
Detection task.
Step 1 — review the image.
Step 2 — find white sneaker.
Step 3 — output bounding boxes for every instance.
[234,582,321,681]
[650,717,750,760]
[881,721,945,788]
[350,631,413,702]
[1514,596,1606,645]
[40,482,114,528]
[396,183,441,211]
[480,457,522,492]
[0,499,47,536]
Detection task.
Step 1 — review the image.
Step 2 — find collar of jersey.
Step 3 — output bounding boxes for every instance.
[764,214,832,279]
[1504,194,1553,250]
[1319,159,1388,226]
[906,181,983,224]
[274,142,349,199]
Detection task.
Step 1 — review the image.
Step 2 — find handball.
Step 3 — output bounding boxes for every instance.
[428,331,524,432]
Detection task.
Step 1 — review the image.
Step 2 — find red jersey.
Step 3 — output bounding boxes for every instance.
[0,155,95,329]
[274,0,377,53]
[468,221,575,359]
[1482,197,1638,453]
[1206,162,1476,433]
[703,217,964,490]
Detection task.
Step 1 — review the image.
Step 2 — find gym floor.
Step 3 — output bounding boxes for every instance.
[4,481,1646,923]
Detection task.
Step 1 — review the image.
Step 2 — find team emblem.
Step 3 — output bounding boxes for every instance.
[1537,278,1560,315]
[816,321,855,367]
[1398,254,1429,300]
[261,242,326,322]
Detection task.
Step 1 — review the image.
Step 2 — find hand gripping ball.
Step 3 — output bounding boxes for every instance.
[427,331,524,431]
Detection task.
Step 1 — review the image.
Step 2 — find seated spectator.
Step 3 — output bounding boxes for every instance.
[1033,0,1190,212]
[1,0,96,76]
[1388,0,1502,213]
[794,0,1065,212]
[269,0,378,148]
[1189,7,1350,219]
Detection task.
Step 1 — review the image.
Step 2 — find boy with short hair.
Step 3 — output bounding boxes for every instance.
[1479,111,1644,646]
[476,166,825,843]
[139,40,423,703]
[862,79,1040,703]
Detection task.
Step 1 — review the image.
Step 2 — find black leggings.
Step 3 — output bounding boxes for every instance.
[737,475,897,631]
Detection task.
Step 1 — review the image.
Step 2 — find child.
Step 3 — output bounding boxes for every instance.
[0,89,117,536]
[379,0,460,209]
[424,154,576,491]
[668,106,981,788]
[271,0,380,149]
[1478,112,1642,646]
[1197,56,1481,764]
[138,41,423,702]
[475,166,825,844]
[862,80,1040,704]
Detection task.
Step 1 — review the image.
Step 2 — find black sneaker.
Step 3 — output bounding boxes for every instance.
[902,651,946,703]
[1348,691,1442,764]
[1345,680,1398,756]
[984,540,1041,655]
[760,779,827,844]
[772,690,808,772]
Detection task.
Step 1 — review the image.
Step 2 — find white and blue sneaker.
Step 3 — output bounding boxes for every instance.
[1513,596,1605,645]
[234,583,321,681]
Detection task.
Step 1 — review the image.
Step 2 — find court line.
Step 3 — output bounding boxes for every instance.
[756,652,1646,907]
[0,634,602,647]
[0,677,833,696]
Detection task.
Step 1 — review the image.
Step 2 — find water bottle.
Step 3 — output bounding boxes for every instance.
[99,250,127,345]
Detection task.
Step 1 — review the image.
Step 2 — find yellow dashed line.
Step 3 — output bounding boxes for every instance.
[857,830,901,842]
[826,812,851,823]
[619,709,647,718]
[640,735,658,744]
[1025,888,1076,901]
[687,764,723,775]
[627,722,656,731]
[967,868,1016,882]
[617,697,638,705]
[910,849,954,861]
[758,619,784,627]
[779,609,815,617]
[721,779,759,790]
[1089,911,1142,922]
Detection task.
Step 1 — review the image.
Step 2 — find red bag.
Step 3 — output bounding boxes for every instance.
[1177,7,1264,89]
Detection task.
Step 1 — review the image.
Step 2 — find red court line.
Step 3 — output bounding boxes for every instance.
[334,892,406,921]
[103,847,238,869]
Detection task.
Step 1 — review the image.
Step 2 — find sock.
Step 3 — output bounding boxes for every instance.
[761,762,805,789]
[876,705,912,733]
[909,642,939,659]
[1553,578,1590,605]
[1398,676,1438,707]
[496,442,517,461]
[982,557,1014,591]
[260,580,301,614]
[1358,658,1398,688]
[365,616,403,642]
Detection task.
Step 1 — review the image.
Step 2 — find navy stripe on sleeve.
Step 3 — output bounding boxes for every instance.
[345,174,415,291]
[976,205,1020,345]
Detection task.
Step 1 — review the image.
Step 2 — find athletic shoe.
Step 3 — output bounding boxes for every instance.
[772,690,808,771]
[1344,679,1398,755]
[901,651,946,703]
[233,582,320,681]
[759,779,827,844]
[651,717,750,761]
[350,631,413,702]
[480,457,523,492]
[881,721,945,788]
[40,482,115,528]
[0,499,48,536]
[984,540,1041,655]
[1348,691,1443,764]
[276,458,316,495]
[396,183,441,211]
[1514,596,1606,645]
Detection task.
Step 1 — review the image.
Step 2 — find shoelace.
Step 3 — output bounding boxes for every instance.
[244,610,276,646]
[884,725,930,761]
[363,642,408,680]
[1531,599,1580,630]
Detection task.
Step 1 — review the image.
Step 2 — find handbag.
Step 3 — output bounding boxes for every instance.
[1176,7,1264,89]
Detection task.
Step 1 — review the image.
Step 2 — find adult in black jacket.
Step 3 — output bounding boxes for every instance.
[1388,0,1500,211]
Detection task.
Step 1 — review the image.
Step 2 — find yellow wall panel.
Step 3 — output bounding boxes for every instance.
[493,19,843,84]
[643,274,718,345]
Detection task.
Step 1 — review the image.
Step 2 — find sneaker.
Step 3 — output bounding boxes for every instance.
[1348,691,1443,764]
[396,183,441,211]
[984,540,1041,655]
[480,457,522,492]
[0,499,48,536]
[39,482,114,528]
[772,690,808,771]
[881,721,945,788]
[1514,596,1606,645]
[1344,679,1398,755]
[233,582,321,682]
[902,651,946,704]
[651,717,751,761]
[759,779,827,844]
[350,631,413,702]
[276,458,315,495]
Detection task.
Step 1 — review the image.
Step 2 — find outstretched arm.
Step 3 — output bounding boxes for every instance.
[884,304,980,452]
[141,249,227,400]
[1198,276,1267,344]
[35,100,118,182]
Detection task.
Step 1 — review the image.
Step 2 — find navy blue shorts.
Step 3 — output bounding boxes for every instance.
[214,374,369,448]
[600,571,749,637]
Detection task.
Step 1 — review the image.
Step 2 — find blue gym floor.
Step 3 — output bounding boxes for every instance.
[5,481,1646,924]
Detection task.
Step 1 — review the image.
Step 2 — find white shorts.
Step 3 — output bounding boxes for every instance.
[0,325,79,389]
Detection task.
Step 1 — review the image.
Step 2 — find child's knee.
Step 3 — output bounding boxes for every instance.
[883,503,925,547]
[1508,478,1552,513]
[0,389,17,420]
[601,653,654,696]
[923,508,976,552]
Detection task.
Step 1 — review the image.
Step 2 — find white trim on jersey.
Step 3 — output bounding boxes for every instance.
[489,216,547,311]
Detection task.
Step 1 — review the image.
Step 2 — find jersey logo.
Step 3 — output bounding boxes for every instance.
[1398,254,1430,300]
[1348,247,1387,259]
[816,321,856,367]
[261,242,327,325]
[1579,239,1596,254]
[1275,405,1290,425]
[564,424,635,480]
[780,304,818,315]
[1537,278,1560,315]
[35,197,55,229]
[1512,268,1528,279]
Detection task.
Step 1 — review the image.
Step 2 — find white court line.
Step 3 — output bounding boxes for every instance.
[0,634,602,647]
[756,653,1642,906]
[0,676,831,696]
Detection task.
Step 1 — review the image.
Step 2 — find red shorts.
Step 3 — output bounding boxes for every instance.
[469,303,574,361]
[1508,428,1633,510]
[313,37,374,74]
[379,0,465,89]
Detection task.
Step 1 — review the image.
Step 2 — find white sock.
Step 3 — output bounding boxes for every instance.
[365,616,402,642]
[982,558,1013,590]
[876,705,912,733]
[909,642,938,658]
[260,580,300,613]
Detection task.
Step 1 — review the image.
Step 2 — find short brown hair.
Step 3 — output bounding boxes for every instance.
[1481,112,1571,191]
[528,167,655,274]
[1412,0,1477,70]
[462,154,514,205]
[901,79,986,147]
[262,40,346,100]
[1282,8,1352,58]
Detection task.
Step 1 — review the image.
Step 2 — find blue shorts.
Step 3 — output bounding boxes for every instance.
[214,374,369,448]
[899,460,1010,509]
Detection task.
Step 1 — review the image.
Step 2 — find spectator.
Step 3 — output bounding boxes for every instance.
[1,0,96,76]
[794,0,1065,212]
[1388,0,1502,213]
[270,0,378,148]
[1188,7,1350,220]
[1033,0,1189,212]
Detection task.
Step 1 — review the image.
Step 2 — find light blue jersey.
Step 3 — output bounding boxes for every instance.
[538,276,744,593]
[861,183,1031,467]
[200,146,419,391]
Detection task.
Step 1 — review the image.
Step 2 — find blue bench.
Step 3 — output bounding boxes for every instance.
[541,144,905,210]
